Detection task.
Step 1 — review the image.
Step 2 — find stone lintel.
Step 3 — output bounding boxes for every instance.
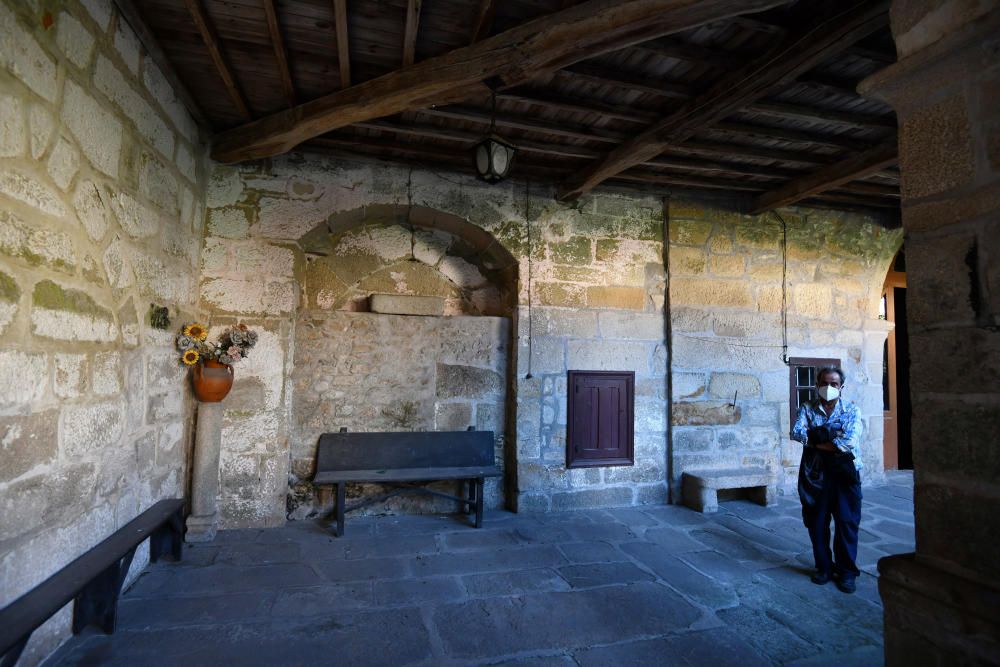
[370,293,444,316]
[879,553,1000,664]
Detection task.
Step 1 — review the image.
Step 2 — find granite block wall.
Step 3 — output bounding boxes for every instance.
[0,0,207,663]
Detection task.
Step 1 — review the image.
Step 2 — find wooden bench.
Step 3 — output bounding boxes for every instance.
[313,429,501,537]
[0,499,184,667]
[682,468,777,513]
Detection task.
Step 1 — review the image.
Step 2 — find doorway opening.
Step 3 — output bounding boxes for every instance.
[882,249,911,470]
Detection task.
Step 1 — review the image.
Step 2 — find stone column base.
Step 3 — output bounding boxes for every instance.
[879,553,1000,665]
[185,514,218,543]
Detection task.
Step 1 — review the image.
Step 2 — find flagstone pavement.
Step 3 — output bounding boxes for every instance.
[47,472,914,666]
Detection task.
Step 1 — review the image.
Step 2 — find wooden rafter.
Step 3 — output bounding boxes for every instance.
[263,0,296,105]
[556,0,890,201]
[402,0,422,67]
[470,0,499,44]
[212,0,788,163]
[750,140,898,213]
[111,0,209,129]
[184,0,251,120]
[747,100,895,131]
[334,0,351,88]
[557,65,693,99]
[711,121,874,152]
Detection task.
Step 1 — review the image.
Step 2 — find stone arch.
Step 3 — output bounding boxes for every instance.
[287,204,519,518]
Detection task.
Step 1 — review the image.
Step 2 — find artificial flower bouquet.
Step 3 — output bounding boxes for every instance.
[176,322,259,366]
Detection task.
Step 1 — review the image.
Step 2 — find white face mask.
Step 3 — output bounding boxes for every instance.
[818,385,840,402]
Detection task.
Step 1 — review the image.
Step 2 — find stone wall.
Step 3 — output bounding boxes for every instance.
[668,201,902,497]
[288,311,509,517]
[0,0,206,663]
[861,2,1000,663]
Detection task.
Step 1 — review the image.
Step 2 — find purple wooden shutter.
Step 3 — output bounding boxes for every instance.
[567,371,634,468]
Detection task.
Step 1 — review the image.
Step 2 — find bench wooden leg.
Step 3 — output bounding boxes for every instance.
[1,635,29,667]
[474,478,484,528]
[335,481,346,537]
[73,546,136,635]
[150,506,184,563]
[465,479,475,515]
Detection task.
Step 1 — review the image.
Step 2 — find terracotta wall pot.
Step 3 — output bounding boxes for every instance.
[191,360,234,402]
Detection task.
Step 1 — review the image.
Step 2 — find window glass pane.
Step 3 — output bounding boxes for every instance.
[797,366,815,387]
[797,388,812,407]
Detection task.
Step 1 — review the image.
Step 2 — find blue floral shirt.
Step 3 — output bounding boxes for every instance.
[792,398,863,470]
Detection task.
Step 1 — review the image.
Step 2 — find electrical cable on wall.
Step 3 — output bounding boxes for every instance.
[772,210,790,365]
[524,178,533,380]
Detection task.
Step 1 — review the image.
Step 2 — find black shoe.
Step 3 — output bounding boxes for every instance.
[835,577,856,594]
[810,571,832,585]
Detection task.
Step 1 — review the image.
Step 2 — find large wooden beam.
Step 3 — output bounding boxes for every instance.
[111,0,210,130]
[750,140,898,213]
[402,0,422,67]
[470,0,498,44]
[334,0,351,88]
[184,0,251,121]
[212,0,787,163]
[556,0,889,201]
[263,0,296,105]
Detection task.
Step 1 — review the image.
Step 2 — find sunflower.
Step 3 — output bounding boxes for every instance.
[183,323,209,341]
[181,349,200,366]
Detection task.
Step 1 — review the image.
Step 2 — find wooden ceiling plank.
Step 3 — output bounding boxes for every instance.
[711,120,874,152]
[112,0,211,130]
[470,0,498,44]
[497,90,657,124]
[334,0,351,88]
[640,36,747,68]
[557,65,693,99]
[212,0,788,162]
[750,140,898,213]
[670,140,832,166]
[263,0,296,105]
[556,0,890,201]
[402,0,422,67]
[747,100,895,131]
[184,0,252,120]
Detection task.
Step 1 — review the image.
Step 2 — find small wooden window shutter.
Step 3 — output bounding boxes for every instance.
[566,370,635,468]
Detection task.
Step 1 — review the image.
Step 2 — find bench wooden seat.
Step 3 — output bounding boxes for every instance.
[313,429,501,537]
[0,499,184,666]
[682,468,777,513]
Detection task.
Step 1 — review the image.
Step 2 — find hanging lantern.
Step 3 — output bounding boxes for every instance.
[473,90,516,183]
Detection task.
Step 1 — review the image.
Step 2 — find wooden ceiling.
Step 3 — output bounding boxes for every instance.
[121,0,901,220]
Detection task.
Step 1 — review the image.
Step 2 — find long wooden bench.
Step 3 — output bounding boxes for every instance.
[682,468,777,513]
[0,499,184,667]
[313,429,501,537]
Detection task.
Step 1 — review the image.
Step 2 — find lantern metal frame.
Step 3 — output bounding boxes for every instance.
[473,90,516,182]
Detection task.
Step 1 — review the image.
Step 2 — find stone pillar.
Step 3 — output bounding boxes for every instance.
[185,402,225,542]
[859,3,1000,664]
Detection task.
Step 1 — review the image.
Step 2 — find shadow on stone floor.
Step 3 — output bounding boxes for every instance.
[46,474,914,666]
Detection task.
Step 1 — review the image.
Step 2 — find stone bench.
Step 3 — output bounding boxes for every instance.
[682,467,777,513]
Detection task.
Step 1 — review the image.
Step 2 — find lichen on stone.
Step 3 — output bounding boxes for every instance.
[0,270,20,302]
[32,279,111,319]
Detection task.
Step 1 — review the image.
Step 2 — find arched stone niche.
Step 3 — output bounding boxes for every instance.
[287,205,518,519]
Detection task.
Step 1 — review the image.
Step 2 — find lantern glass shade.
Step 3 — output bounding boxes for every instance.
[474,136,515,182]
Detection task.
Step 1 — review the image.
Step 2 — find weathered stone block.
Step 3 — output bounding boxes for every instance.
[201,278,297,314]
[370,294,444,316]
[669,247,707,274]
[587,286,647,311]
[0,4,58,102]
[635,399,667,432]
[671,372,705,400]
[61,402,124,457]
[0,350,47,407]
[0,463,98,542]
[434,402,472,430]
[530,308,598,337]
[535,282,586,307]
[900,94,975,199]
[793,284,833,320]
[0,410,58,483]
[605,459,665,484]
[62,80,122,176]
[92,351,122,395]
[710,254,746,277]
[708,372,762,399]
[551,236,592,264]
[54,353,88,398]
[0,93,25,157]
[672,401,741,426]
[598,311,665,340]
[673,428,713,453]
[670,280,752,308]
[566,340,649,373]
[0,170,67,218]
[31,280,116,342]
[436,364,503,400]
[910,328,1000,395]
[0,210,75,270]
[551,486,634,511]
[93,56,174,158]
[668,220,712,245]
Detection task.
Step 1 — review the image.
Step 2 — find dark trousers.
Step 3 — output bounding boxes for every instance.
[798,450,862,580]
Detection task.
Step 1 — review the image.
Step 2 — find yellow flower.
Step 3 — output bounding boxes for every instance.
[183,323,208,341]
[182,349,200,366]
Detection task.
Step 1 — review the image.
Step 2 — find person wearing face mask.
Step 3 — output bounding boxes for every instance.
[791,366,863,594]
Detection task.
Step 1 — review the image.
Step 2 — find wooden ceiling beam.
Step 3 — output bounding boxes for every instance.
[184,0,251,120]
[263,0,296,106]
[402,0,422,67]
[497,90,657,124]
[111,0,210,130]
[750,140,898,213]
[615,169,769,192]
[419,106,623,144]
[334,0,351,88]
[556,0,890,201]
[470,0,499,44]
[212,0,788,162]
